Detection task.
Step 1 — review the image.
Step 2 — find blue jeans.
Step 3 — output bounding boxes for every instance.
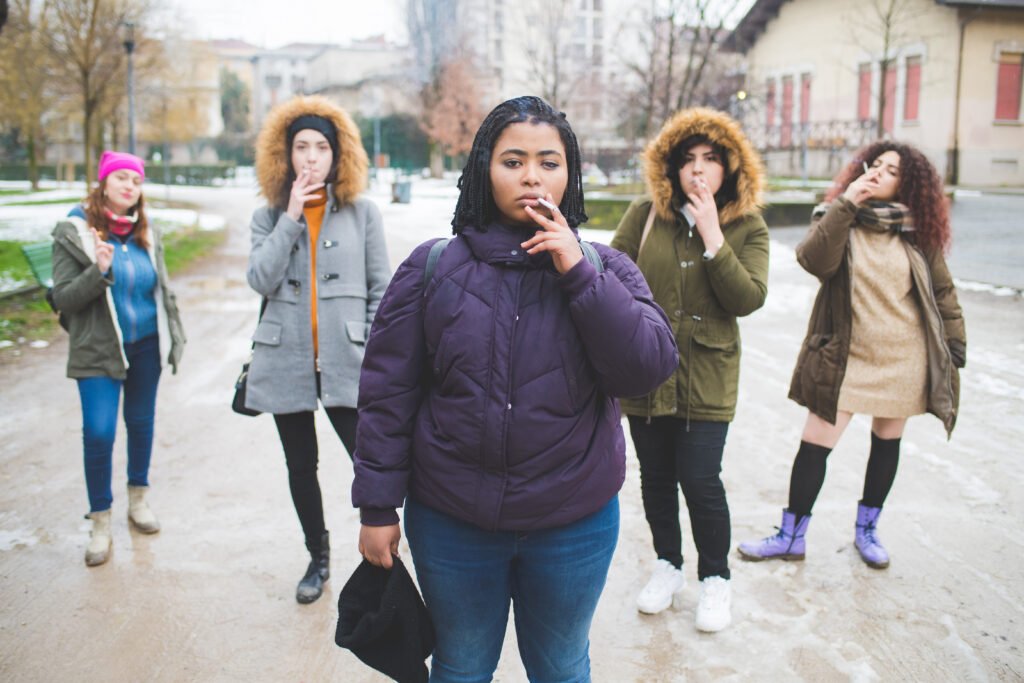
[404,496,619,683]
[628,416,731,580]
[76,334,162,512]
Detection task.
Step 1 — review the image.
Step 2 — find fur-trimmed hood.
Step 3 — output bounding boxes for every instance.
[255,95,368,210]
[643,107,765,227]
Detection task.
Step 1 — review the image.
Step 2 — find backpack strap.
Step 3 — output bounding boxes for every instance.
[579,241,604,273]
[423,238,450,290]
[638,203,657,256]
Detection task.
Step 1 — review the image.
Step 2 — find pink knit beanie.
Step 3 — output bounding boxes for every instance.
[97,151,145,181]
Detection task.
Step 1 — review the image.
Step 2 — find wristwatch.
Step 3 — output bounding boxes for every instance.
[702,241,723,261]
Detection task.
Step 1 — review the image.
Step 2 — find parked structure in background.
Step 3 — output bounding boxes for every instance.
[725,0,1024,187]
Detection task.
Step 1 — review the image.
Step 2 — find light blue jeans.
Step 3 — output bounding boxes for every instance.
[404,495,619,683]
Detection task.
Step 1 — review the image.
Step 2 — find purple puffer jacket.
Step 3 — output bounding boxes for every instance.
[353,224,678,531]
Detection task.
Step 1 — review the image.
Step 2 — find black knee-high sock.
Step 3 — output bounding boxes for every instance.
[788,441,833,517]
[862,432,901,508]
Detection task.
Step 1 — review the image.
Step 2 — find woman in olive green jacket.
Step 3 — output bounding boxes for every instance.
[610,108,768,632]
[738,141,965,571]
[51,151,185,568]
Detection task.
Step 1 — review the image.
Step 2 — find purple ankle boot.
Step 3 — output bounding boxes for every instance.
[738,509,810,561]
[855,502,890,569]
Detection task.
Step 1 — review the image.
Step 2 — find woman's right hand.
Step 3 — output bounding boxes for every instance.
[842,170,879,206]
[91,228,114,273]
[285,167,326,221]
[359,523,401,569]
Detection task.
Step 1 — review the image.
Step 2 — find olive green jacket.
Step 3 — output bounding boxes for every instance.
[611,200,769,421]
[51,217,185,379]
[787,198,966,436]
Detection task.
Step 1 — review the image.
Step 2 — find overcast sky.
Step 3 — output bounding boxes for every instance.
[169,0,405,49]
[168,0,755,50]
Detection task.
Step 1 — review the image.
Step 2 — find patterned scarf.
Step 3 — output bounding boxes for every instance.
[812,200,915,234]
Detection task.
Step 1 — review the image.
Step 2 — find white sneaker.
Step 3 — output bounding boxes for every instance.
[695,576,732,632]
[636,559,685,614]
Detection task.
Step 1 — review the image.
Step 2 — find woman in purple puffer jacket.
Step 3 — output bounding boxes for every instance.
[352,96,678,682]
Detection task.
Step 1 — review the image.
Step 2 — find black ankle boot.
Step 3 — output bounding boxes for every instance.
[296,530,330,604]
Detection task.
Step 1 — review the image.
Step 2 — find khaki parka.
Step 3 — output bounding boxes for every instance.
[51,216,185,379]
[787,198,966,437]
[611,108,769,422]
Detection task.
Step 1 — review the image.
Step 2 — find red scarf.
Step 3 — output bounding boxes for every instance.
[104,208,138,237]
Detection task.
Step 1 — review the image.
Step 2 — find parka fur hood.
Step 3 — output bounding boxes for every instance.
[255,95,368,210]
[643,107,765,227]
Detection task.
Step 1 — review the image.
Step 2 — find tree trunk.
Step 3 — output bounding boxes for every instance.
[84,107,94,186]
[429,142,444,179]
[27,133,39,191]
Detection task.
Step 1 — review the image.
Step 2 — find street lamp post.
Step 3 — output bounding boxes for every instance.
[123,22,136,155]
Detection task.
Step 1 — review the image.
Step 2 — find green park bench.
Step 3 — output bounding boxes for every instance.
[20,241,54,289]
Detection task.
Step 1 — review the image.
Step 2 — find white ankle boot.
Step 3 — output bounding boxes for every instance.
[636,559,686,614]
[127,485,160,534]
[85,509,112,566]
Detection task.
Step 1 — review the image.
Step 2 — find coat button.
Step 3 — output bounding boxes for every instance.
[511,249,518,255]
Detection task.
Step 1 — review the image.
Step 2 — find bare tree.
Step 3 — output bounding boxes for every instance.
[615,0,741,143]
[421,57,484,161]
[46,0,151,184]
[845,0,927,139]
[520,0,584,109]
[0,0,51,189]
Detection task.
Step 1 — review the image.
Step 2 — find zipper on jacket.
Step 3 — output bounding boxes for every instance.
[121,238,138,341]
[499,271,523,479]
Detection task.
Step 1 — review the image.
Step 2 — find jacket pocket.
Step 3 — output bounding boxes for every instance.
[345,320,369,345]
[688,327,739,412]
[319,282,367,299]
[253,320,283,346]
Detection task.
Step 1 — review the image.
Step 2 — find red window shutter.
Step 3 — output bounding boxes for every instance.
[995,53,1023,121]
[858,64,871,121]
[766,79,776,128]
[904,57,921,122]
[800,73,812,124]
[883,64,897,133]
[781,76,794,146]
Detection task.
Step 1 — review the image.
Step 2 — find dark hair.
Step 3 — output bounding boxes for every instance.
[83,178,149,249]
[667,134,739,211]
[451,96,587,232]
[826,140,951,253]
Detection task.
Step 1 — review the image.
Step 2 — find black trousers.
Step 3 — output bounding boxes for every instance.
[628,416,731,580]
[273,405,357,552]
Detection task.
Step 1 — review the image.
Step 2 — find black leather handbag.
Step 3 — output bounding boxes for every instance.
[232,298,267,417]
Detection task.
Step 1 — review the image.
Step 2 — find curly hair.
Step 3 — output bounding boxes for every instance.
[826,141,951,253]
[451,96,587,232]
[82,178,149,249]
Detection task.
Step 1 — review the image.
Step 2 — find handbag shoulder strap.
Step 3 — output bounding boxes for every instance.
[638,203,657,257]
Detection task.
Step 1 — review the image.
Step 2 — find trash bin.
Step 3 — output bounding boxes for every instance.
[391,180,412,204]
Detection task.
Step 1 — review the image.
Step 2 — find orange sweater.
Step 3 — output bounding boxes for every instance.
[303,190,328,358]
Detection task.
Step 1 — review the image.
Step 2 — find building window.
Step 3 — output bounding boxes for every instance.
[995,51,1023,121]
[781,76,793,146]
[800,73,811,125]
[857,63,871,122]
[592,44,603,67]
[882,63,897,133]
[593,17,602,41]
[766,78,776,128]
[904,56,921,122]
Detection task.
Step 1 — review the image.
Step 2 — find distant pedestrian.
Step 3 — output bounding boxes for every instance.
[245,95,391,604]
[738,141,966,569]
[610,108,769,632]
[352,96,677,682]
[51,150,186,567]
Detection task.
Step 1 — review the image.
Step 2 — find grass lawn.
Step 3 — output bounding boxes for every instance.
[0,226,226,349]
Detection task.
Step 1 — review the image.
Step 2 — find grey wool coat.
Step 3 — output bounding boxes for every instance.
[244,192,391,413]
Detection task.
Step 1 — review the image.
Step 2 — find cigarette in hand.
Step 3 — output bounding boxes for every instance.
[536,197,558,212]
[862,162,870,174]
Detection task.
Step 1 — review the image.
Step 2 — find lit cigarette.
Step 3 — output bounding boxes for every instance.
[536,197,558,212]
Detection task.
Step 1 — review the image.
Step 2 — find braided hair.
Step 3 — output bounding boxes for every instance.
[451,96,588,233]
